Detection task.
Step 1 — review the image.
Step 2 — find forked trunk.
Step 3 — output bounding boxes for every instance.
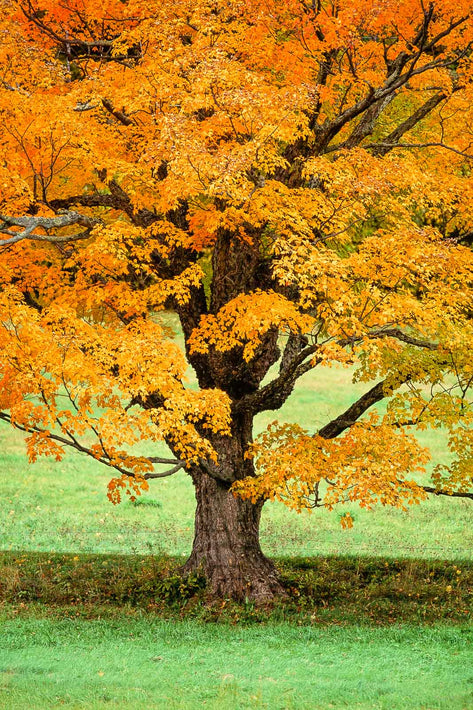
[183,471,285,601]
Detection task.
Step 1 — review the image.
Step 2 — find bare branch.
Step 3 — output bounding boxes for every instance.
[279,333,309,373]
[145,461,186,479]
[148,456,183,465]
[73,101,99,112]
[0,211,100,246]
[369,140,473,160]
[340,94,396,150]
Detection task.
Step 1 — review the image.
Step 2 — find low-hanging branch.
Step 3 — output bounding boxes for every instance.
[420,485,473,501]
[0,411,184,481]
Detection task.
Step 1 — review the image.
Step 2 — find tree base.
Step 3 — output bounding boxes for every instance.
[184,472,287,601]
[182,547,286,602]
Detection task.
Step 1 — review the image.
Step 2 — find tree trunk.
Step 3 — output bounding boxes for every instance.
[182,471,285,601]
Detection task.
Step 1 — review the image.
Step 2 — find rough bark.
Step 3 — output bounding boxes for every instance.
[183,470,285,601]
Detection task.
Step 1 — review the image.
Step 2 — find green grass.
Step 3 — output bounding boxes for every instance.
[1,616,472,709]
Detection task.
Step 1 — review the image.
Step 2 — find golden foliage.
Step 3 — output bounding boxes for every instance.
[0,0,472,513]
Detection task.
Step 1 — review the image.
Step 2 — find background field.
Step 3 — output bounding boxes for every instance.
[1,363,473,710]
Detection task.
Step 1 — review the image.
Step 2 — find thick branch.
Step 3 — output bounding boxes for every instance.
[371,91,449,156]
[176,285,214,390]
[316,58,455,154]
[315,329,439,438]
[49,193,125,212]
[318,380,389,439]
[235,343,320,415]
[50,181,157,228]
[341,94,396,150]
[279,333,309,373]
[102,99,135,127]
[237,327,437,417]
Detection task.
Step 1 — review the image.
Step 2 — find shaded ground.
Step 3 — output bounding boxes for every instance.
[1,553,471,625]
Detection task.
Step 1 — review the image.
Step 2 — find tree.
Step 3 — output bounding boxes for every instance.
[0,0,473,600]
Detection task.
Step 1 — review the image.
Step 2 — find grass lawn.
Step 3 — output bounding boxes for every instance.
[1,616,472,710]
[1,363,472,709]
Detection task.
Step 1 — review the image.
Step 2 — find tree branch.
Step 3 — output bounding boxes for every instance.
[339,328,439,351]
[339,94,397,150]
[317,380,390,439]
[310,9,470,156]
[0,412,184,481]
[147,456,184,465]
[145,461,186,479]
[237,326,437,417]
[420,485,473,501]
[370,91,449,156]
[50,192,127,212]
[50,181,158,228]
[0,211,100,246]
[101,99,135,127]
[369,141,473,159]
[235,343,320,415]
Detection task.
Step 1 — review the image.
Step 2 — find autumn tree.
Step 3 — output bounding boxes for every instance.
[1,0,473,599]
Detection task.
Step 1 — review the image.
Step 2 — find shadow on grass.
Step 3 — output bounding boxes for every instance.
[1,551,471,624]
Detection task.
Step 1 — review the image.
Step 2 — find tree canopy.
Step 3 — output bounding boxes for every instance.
[1,0,473,597]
